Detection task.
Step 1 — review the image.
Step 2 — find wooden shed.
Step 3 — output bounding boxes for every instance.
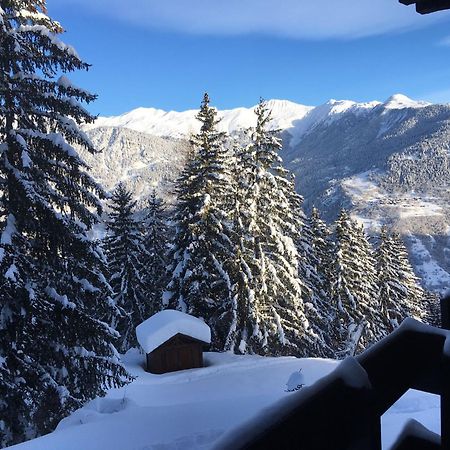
[136,310,211,374]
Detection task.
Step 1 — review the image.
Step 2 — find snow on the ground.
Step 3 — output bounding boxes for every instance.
[338,170,450,292]
[341,171,385,231]
[342,171,443,221]
[342,171,384,203]
[342,171,385,231]
[389,199,443,219]
[10,351,440,450]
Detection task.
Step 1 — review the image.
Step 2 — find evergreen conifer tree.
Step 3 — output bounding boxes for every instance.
[376,226,424,331]
[309,207,334,288]
[103,183,148,352]
[164,93,234,350]
[280,184,334,357]
[423,291,441,327]
[300,208,336,356]
[225,100,321,356]
[223,141,260,353]
[330,210,387,356]
[141,190,169,317]
[391,232,424,318]
[0,3,129,445]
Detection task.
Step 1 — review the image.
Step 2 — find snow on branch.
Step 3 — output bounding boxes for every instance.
[45,287,76,310]
[18,25,79,58]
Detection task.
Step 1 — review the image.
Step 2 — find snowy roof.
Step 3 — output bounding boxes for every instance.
[136,310,211,354]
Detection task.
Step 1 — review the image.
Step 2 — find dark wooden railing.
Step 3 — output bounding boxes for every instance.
[215,297,450,450]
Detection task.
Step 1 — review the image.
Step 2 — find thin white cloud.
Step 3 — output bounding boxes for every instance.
[438,36,450,46]
[52,0,448,40]
[420,88,450,104]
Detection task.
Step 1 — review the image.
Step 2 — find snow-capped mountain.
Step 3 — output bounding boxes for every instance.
[81,93,434,206]
[86,99,313,139]
[81,94,450,292]
[87,95,425,142]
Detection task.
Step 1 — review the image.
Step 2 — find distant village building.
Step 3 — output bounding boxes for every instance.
[136,309,211,374]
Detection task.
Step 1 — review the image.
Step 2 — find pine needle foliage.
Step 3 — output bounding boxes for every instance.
[376,226,424,331]
[225,99,322,357]
[141,189,169,317]
[330,210,388,356]
[0,2,130,445]
[164,93,234,350]
[103,183,148,352]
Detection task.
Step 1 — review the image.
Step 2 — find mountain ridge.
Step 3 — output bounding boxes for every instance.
[86,94,432,142]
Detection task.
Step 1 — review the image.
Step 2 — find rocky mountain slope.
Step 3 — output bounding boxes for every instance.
[80,127,188,205]
[80,94,450,292]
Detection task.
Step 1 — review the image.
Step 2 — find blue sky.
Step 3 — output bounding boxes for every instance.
[47,0,450,116]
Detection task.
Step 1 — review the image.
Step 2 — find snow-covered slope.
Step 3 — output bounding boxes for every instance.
[9,351,440,450]
[79,127,188,204]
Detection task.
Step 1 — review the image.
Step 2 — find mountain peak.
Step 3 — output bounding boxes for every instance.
[383,94,430,109]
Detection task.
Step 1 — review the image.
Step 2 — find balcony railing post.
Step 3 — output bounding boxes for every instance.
[366,412,382,450]
[440,295,450,330]
[442,351,450,449]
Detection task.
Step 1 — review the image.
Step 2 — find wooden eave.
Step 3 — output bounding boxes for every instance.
[399,0,450,14]
[150,332,209,354]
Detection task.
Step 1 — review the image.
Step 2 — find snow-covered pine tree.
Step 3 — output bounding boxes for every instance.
[103,183,149,352]
[299,207,336,357]
[226,99,321,357]
[376,227,424,331]
[275,173,334,357]
[423,290,441,327]
[223,140,260,353]
[309,207,334,288]
[377,226,407,330]
[330,210,388,356]
[164,93,234,350]
[391,232,425,318]
[0,3,129,445]
[141,189,169,317]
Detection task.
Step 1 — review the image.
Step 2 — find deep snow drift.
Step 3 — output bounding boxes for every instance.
[9,351,439,450]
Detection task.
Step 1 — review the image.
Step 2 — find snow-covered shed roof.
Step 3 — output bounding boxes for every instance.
[136,310,211,354]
